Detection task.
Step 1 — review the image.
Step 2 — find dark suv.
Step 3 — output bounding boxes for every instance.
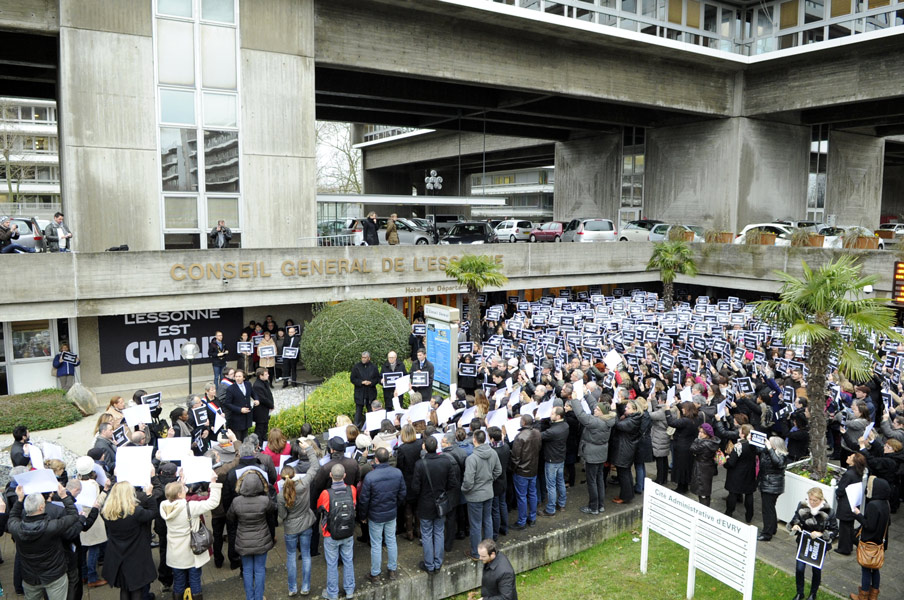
[439,221,498,245]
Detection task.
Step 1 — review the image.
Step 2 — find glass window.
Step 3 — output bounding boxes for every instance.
[158,0,192,18]
[207,198,239,229]
[704,4,718,32]
[204,130,240,192]
[164,196,199,229]
[160,88,196,124]
[780,0,799,28]
[201,25,237,90]
[11,320,51,360]
[33,107,48,121]
[634,155,645,174]
[157,19,195,86]
[757,7,774,35]
[202,92,237,127]
[160,127,199,191]
[202,0,235,23]
[687,0,701,28]
[831,0,852,16]
[623,156,634,175]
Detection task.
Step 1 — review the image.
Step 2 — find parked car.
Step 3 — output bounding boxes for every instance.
[877,222,904,246]
[733,223,795,246]
[494,219,534,243]
[561,218,617,243]
[648,224,704,243]
[618,219,663,242]
[817,225,885,250]
[529,221,565,242]
[7,217,48,251]
[439,221,498,244]
[774,219,820,233]
[346,217,434,245]
[430,214,464,235]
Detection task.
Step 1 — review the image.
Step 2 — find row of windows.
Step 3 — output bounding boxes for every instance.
[0,135,57,154]
[471,170,553,187]
[0,165,60,183]
[0,105,55,124]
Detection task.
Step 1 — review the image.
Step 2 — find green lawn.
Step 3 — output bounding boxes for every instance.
[451,528,836,600]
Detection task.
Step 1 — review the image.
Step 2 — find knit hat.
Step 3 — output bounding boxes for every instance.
[700,423,714,437]
[355,433,372,450]
[76,456,95,476]
[329,436,345,452]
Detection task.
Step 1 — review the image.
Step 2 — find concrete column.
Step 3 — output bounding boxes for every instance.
[826,131,885,228]
[553,134,620,222]
[58,0,160,252]
[239,0,316,248]
[644,118,808,232]
[881,165,904,220]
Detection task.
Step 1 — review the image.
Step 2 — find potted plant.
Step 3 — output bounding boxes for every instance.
[744,228,776,246]
[776,458,844,523]
[788,228,811,247]
[704,229,734,244]
[842,227,879,250]
[875,229,894,240]
[667,226,695,243]
[807,232,825,247]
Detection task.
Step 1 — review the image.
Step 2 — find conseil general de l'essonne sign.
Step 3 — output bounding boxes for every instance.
[169,254,505,281]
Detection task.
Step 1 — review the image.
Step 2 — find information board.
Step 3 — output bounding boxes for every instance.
[427,322,452,394]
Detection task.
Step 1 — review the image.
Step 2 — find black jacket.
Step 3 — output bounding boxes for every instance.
[854,478,891,547]
[411,359,435,391]
[481,552,518,600]
[224,381,255,431]
[103,493,158,591]
[350,361,380,406]
[362,217,379,246]
[208,338,228,368]
[492,442,511,496]
[10,440,30,467]
[411,453,458,520]
[395,441,422,502]
[757,448,787,495]
[635,410,654,463]
[723,440,758,494]
[540,420,569,463]
[788,500,839,547]
[7,494,80,585]
[312,452,360,506]
[610,412,642,469]
[358,463,406,523]
[835,466,864,521]
[252,378,273,423]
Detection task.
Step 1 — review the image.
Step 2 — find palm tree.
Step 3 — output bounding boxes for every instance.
[753,255,900,478]
[444,254,509,341]
[646,240,698,310]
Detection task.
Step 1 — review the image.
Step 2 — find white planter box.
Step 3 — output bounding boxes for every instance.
[776,459,841,524]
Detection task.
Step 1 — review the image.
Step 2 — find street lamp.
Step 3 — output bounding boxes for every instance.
[425,169,443,195]
[180,341,200,397]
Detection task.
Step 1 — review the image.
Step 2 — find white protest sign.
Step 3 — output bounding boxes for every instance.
[486,408,509,430]
[504,418,522,443]
[115,446,154,487]
[123,404,153,428]
[666,386,676,407]
[679,387,694,404]
[458,406,477,427]
[435,400,455,425]
[28,444,45,469]
[76,482,99,510]
[845,483,863,510]
[42,442,64,461]
[749,430,767,449]
[14,469,59,495]
[365,409,387,433]
[328,425,348,442]
[519,401,538,417]
[604,349,623,372]
[535,400,554,421]
[157,437,192,461]
[213,412,226,434]
[181,456,212,483]
[573,379,585,399]
[394,375,411,397]
[408,402,432,424]
[862,422,875,442]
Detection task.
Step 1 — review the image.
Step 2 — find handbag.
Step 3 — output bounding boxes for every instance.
[856,505,889,570]
[186,500,213,555]
[666,426,676,438]
[715,450,728,466]
[424,462,450,518]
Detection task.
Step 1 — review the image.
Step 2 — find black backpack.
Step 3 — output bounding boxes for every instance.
[323,486,355,540]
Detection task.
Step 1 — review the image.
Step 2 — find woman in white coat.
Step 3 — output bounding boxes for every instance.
[159,473,222,600]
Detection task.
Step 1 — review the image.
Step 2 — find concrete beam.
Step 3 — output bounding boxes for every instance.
[59,0,150,37]
[0,0,58,32]
[826,131,885,228]
[363,132,551,171]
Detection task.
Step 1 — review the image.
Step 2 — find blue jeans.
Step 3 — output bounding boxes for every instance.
[513,474,537,526]
[0,244,34,254]
[173,566,202,597]
[634,461,646,493]
[241,554,267,600]
[467,499,493,556]
[82,543,103,583]
[861,566,880,591]
[492,494,508,538]
[368,519,398,576]
[323,535,355,599]
[544,462,566,513]
[213,364,224,384]
[419,517,444,571]
[285,528,312,594]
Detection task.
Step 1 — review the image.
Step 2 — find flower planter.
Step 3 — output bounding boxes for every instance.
[776,459,841,524]
[706,232,735,244]
[875,230,894,240]
[752,232,777,246]
[680,230,695,242]
[844,236,879,250]
[806,234,824,247]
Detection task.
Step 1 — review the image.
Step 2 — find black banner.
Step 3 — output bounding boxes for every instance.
[98,309,243,374]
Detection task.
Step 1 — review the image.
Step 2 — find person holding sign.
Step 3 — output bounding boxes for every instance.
[224,370,257,442]
[101,481,158,600]
[380,351,408,407]
[351,352,380,430]
[277,443,320,597]
[757,436,789,541]
[282,326,300,388]
[257,331,277,383]
[52,343,80,391]
[850,477,892,600]
[788,487,838,600]
[252,368,275,441]
[835,452,867,555]
[412,348,434,401]
[208,331,229,384]
[689,423,720,507]
[723,424,758,524]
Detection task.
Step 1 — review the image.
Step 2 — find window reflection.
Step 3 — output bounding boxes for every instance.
[204,130,240,192]
[160,128,199,192]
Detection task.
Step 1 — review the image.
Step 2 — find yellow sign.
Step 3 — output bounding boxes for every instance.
[893,261,904,305]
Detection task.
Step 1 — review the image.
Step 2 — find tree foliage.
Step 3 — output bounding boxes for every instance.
[299,299,409,378]
[444,254,509,340]
[646,240,698,310]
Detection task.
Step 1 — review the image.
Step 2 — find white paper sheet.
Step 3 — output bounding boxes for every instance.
[604,349,623,372]
[365,409,387,432]
[157,437,192,461]
[862,422,875,441]
[504,418,522,443]
[42,442,64,461]
[123,404,153,428]
[328,425,348,442]
[458,406,477,427]
[76,483,98,509]
[394,375,411,397]
[534,400,554,421]
[666,386,676,407]
[14,469,59,495]
[573,379,585,399]
[519,401,538,417]
[408,401,431,424]
[845,483,863,510]
[435,400,455,425]
[114,446,154,487]
[92,464,108,487]
[28,444,45,470]
[486,408,508,430]
[213,412,226,433]
[679,387,694,404]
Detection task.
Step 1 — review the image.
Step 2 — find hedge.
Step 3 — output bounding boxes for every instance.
[0,389,83,433]
[300,299,410,379]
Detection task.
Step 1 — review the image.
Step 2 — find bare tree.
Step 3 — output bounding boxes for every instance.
[315,121,362,194]
[0,100,36,204]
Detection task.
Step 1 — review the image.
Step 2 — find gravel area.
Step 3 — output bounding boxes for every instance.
[0,435,82,487]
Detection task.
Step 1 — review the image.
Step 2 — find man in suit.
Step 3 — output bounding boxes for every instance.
[251,368,274,441]
[412,348,434,400]
[224,369,257,441]
[351,352,380,429]
[283,326,300,388]
[380,351,408,407]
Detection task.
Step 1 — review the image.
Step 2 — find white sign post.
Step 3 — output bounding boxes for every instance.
[641,479,757,600]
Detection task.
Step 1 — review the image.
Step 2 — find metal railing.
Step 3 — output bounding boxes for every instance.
[0,201,61,218]
[297,233,358,248]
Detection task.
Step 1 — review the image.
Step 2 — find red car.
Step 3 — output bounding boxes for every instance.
[529,221,565,242]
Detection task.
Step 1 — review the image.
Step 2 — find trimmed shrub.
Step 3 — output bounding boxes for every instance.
[0,389,83,433]
[270,372,356,437]
[300,299,410,379]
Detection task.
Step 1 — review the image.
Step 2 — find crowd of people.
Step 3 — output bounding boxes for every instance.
[3,288,901,600]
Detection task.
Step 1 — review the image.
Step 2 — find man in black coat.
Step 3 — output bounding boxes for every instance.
[351,352,380,429]
[7,483,81,600]
[477,538,518,600]
[411,436,459,574]
[10,425,31,467]
[208,330,229,383]
[412,347,435,400]
[488,426,511,539]
[282,326,300,387]
[362,212,380,246]
[224,369,256,441]
[380,351,408,407]
[251,367,274,440]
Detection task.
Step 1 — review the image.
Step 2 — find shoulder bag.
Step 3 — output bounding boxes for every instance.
[424,461,450,518]
[186,500,213,555]
[856,503,889,570]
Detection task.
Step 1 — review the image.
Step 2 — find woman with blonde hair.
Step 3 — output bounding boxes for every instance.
[475,391,490,419]
[93,412,114,436]
[335,414,353,428]
[277,441,319,597]
[789,487,838,600]
[262,428,291,476]
[101,481,157,600]
[103,396,126,431]
[159,472,222,599]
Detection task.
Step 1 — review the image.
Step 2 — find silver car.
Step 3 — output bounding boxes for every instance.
[7,217,49,251]
[648,224,704,243]
[494,219,534,243]
[561,218,617,242]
